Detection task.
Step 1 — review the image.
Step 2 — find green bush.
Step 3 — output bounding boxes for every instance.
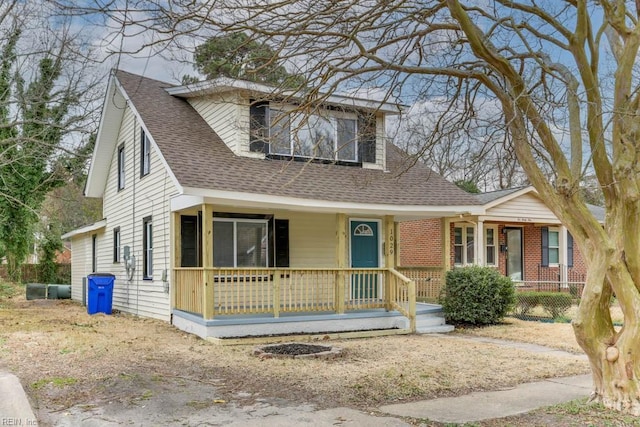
[538,292,573,319]
[440,266,515,325]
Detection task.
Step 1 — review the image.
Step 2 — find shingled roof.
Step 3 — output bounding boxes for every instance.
[114,70,479,207]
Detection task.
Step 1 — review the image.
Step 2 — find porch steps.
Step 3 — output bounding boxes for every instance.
[414,305,455,334]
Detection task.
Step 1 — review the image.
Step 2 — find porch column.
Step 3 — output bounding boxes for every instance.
[560,225,568,288]
[384,216,396,269]
[170,211,180,311]
[384,216,395,311]
[476,220,484,266]
[442,218,451,271]
[202,204,214,319]
[335,213,347,314]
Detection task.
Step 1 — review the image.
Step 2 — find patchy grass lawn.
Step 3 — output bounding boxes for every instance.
[455,317,583,353]
[1,280,635,426]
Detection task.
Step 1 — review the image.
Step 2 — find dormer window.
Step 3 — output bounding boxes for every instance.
[250,102,376,164]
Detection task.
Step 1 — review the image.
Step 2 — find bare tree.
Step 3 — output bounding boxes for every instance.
[53,0,640,413]
[0,1,103,279]
[391,97,529,191]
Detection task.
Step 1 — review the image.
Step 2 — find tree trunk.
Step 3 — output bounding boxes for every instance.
[574,253,640,414]
[6,253,21,283]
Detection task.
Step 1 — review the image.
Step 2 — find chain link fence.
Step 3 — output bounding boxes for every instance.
[510,282,585,322]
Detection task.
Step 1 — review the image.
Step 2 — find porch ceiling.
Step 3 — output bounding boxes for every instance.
[170,191,482,220]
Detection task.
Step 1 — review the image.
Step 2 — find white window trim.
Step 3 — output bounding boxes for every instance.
[143,217,153,279]
[484,225,498,267]
[117,144,125,190]
[268,105,359,162]
[141,130,151,176]
[453,223,476,266]
[213,218,269,268]
[548,227,560,267]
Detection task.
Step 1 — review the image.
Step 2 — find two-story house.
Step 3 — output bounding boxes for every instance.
[62,69,482,339]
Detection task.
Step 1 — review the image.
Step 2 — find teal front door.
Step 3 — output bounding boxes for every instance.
[350,221,379,299]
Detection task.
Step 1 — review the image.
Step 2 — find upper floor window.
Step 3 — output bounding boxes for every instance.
[140,129,151,177]
[117,144,125,190]
[250,102,376,164]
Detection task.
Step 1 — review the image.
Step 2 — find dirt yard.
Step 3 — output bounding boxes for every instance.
[0,282,599,425]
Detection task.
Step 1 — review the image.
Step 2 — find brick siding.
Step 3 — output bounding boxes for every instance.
[398,218,442,266]
[399,219,587,281]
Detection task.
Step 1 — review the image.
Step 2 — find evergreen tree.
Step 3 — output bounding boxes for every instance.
[184,32,304,88]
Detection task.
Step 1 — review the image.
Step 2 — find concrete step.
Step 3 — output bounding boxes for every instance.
[414,310,454,334]
[415,324,455,334]
[416,315,447,327]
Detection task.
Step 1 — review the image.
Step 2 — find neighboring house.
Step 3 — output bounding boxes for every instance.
[400,186,605,289]
[55,243,72,264]
[62,69,482,339]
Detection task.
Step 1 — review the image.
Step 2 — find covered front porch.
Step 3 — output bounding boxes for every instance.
[168,195,454,339]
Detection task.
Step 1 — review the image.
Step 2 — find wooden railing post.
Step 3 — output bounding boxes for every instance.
[385,270,393,311]
[273,269,281,318]
[335,270,345,314]
[408,279,417,333]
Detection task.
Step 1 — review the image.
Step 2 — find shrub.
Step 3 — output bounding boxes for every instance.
[440,266,515,325]
[538,292,573,319]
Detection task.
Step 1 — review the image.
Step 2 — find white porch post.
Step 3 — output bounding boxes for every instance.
[560,225,568,288]
[476,220,484,266]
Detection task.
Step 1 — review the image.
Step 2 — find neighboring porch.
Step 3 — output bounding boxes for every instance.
[168,202,452,339]
[445,219,586,290]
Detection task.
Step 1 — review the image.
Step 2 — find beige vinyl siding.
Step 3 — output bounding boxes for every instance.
[209,207,339,268]
[486,193,559,222]
[100,106,179,322]
[372,112,386,170]
[286,212,337,268]
[188,94,244,154]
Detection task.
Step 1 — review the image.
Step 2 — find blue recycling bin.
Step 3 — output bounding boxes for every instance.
[87,273,115,315]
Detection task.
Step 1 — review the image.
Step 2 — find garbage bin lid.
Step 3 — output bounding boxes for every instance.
[88,273,116,278]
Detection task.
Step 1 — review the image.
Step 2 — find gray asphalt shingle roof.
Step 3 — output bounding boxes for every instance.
[474,187,529,204]
[116,70,479,207]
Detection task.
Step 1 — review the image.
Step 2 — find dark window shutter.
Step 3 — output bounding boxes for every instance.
[357,113,376,163]
[274,219,290,267]
[181,215,200,267]
[541,227,549,267]
[250,101,269,153]
[567,232,574,268]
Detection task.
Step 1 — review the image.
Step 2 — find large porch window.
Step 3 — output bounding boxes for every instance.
[213,218,268,268]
